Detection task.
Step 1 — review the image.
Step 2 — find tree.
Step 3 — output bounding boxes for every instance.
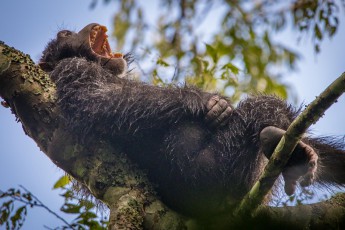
[0,39,344,229]
[1,0,345,229]
[103,0,343,101]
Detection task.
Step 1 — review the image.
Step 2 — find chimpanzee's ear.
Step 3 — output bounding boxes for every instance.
[38,62,53,72]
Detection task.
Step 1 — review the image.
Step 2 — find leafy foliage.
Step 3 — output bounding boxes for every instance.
[92,0,343,102]
[0,189,27,230]
[0,180,108,230]
[292,0,341,53]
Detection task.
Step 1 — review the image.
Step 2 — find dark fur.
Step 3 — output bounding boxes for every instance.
[41,25,345,218]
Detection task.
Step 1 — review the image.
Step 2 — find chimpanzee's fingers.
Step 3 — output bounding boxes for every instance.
[210,106,232,127]
[299,142,318,187]
[205,97,231,127]
[206,95,220,111]
[282,168,301,196]
[205,98,229,123]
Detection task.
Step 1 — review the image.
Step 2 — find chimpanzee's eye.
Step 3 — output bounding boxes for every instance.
[57,30,73,39]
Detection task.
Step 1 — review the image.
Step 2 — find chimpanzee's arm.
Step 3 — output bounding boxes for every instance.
[51,57,224,136]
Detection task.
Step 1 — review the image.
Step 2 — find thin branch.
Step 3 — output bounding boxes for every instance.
[19,185,74,229]
[235,72,345,216]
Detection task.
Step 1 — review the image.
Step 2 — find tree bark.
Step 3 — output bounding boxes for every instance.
[0,41,344,229]
[0,41,186,230]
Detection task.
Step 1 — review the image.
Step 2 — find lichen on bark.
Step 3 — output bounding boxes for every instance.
[0,41,186,230]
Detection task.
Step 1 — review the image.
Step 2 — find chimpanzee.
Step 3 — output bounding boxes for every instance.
[39,23,345,218]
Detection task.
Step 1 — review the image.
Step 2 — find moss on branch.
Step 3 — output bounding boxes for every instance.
[0,41,186,230]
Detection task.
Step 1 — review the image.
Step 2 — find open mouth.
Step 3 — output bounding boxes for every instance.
[89,25,123,59]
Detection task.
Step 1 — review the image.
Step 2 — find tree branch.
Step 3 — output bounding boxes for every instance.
[0,41,186,230]
[236,72,345,216]
[1,41,344,229]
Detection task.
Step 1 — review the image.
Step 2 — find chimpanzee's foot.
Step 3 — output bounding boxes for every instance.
[260,126,318,195]
[205,95,232,128]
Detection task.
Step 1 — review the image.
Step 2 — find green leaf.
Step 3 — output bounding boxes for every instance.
[314,24,322,40]
[315,44,320,53]
[61,203,81,214]
[22,193,32,202]
[53,175,71,189]
[152,69,164,85]
[80,200,95,210]
[156,58,169,67]
[329,26,337,37]
[10,206,26,228]
[202,59,209,72]
[221,63,240,75]
[2,200,13,210]
[0,209,10,224]
[319,9,324,20]
[205,43,218,63]
[60,190,74,199]
[77,211,98,220]
[289,195,295,202]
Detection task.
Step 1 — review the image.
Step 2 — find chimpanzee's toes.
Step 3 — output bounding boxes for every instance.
[205,95,232,127]
[259,126,319,195]
[283,141,318,195]
[283,176,298,196]
[299,143,318,187]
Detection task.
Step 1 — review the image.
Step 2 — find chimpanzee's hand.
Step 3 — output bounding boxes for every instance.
[204,95,232,128]
[260,126,318,196]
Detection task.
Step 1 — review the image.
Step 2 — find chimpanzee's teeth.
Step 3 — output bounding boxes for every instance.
[89,25,122,58]
[102,38,111,55]
[90,26,101,47]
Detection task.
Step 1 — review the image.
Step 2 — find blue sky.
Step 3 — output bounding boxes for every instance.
[0,1,344,229]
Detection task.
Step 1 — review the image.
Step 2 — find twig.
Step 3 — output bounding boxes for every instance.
[19,185,74,229]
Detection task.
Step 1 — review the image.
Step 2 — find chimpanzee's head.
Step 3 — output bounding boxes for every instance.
[39,23,130,76]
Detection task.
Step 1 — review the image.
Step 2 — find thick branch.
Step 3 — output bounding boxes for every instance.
[1,41,344,229]
[210,193,345,229]
[0,41,186,229]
